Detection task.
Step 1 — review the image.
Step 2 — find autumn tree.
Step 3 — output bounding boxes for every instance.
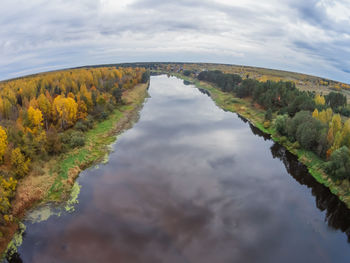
[327,126,334,147]
[0,126,7,162]
[274,114,288,135]
[0,65,145,190]
[341,119,350,148]
[10,148,30,178]
[314,94,325,105]
[77,98,88,120]
[52,95,78,129]
[27,106,43,129]
[0,176,17,214]
[79,84,93,108]
[330,114,342,136]
[37,94,51,129]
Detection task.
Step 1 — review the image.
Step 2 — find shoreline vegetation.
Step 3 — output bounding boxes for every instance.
[0,67,149,257]
[1,62,349,258]
[165,71,350,210]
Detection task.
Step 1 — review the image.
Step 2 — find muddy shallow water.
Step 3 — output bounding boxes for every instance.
[7,75,350,263]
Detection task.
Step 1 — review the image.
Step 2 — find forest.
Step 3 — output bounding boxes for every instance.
[0,66,148,226]
[197,70,350,180]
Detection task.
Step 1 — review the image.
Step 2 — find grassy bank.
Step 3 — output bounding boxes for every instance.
[172,72,350,209]
[46,82,149,202]
[1,82,149,256]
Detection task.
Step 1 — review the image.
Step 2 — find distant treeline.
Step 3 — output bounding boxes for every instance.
[197,70,350,180]
[198,70,347,115]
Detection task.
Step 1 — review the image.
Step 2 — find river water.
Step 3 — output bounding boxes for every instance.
[7,75,350,263]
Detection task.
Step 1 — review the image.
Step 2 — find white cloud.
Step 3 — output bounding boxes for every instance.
[100,0,136,13]
[320,0,350,23]
[0,0,349,82]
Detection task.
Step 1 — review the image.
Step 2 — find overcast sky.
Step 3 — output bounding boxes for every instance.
[1,0,350,82]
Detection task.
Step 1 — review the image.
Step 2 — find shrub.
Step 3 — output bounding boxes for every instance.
[325,146,350,180]
[46,126,62,155]
[10,148,30,178]
[105,102,115,113]
[85,116,94,129]
[286,111,310,141]
[263,121,271,128]
[274,114,288,135]
[265,108,272,121]
[291,141,300,150]
[183,70,191,76]
[100,112,108,120]
[279,136,288,144]
[69,131,85,148]
[60,130,73,145]
[74,121,89,132]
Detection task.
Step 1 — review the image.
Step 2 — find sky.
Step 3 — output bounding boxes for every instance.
[0,0,350,82]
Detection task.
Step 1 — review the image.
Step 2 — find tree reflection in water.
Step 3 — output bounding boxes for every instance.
[249,123,350,242]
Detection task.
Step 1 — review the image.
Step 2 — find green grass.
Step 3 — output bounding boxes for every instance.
[45,84,148,202]
[46,110,124,201]
[0,82,149,261]
[88,109,123,138]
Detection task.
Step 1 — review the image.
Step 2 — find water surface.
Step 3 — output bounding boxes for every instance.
[8,75,350,263]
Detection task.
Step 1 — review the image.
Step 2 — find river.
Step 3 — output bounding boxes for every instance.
[6,75,350,263]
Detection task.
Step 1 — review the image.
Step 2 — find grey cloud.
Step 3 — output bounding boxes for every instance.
[0,0,349,82]
[293,41,318,53]
[290,0,350,34]
[290,0,325,24]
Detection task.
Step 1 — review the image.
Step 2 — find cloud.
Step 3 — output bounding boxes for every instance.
[0,0,350,82]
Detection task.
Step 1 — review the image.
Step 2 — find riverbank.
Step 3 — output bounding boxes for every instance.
[0,82,149,256]
[171,73,350,209]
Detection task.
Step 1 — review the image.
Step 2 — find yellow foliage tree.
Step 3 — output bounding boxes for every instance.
[52,95,78,129]
[10,148,30,178]
[0,188,11,214]
[330,131,343,154]
[331,114,342,136]
[114,69,123,81]
[1,177,17,192]
[318,111,327,124]
[314,94,325,105]
[37,94,51,129]
[0,126,7,161]
[29,97,38,108]
[27,106,43,128]
[77,99,88,120]
[325,108,333,123]
[79,84,93,108]
[327,125,334,146]
[317,108,332,124]
[312,109,319,119]
[342,119,350,148]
